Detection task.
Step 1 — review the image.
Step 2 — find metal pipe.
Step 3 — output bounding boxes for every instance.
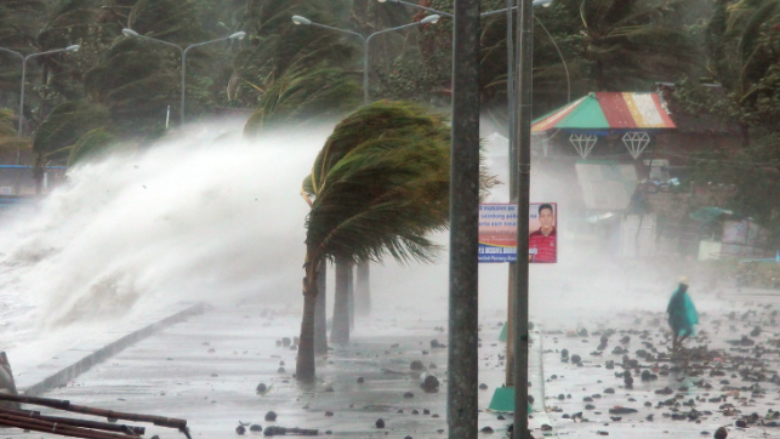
[448,0,480,438]
[514,1,533,438]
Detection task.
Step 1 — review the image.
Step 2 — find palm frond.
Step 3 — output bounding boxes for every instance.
[304,101,450,267]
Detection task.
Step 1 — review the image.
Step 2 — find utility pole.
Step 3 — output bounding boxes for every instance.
[447,0,480,438]
[505,0,518,387]
[513,0,533,438]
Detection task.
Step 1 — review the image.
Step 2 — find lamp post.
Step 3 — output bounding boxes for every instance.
[0,44,80,195]
[291,13,441,322]
[291,14,441,105]
[121,29,246,124]
[0,45,81,138]
[378,0,552,17]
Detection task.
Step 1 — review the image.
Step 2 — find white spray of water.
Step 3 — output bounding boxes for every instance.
[0,118,709,373]
[0,120,326,371]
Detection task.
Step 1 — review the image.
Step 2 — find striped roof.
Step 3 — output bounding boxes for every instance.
[532,92,677,133]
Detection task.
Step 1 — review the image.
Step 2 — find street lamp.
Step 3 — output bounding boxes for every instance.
[0,44,80,138]
[0,44,79,195]
[375,0,567,104]
[291,14,440,105]
[121,29,246,124]
[377,0,551,17]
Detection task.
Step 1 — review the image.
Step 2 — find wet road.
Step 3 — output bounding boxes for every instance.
[0,304,516,439]
[542,287,780,439]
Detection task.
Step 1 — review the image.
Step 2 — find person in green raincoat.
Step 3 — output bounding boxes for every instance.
[667,277,699,351]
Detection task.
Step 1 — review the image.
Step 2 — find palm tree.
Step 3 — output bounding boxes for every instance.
[31,101,109,193]
[296,100,451,380]
[576,0,698,91]
[0,0,46,96]
[243,65,361,136]
[705,0,780,145]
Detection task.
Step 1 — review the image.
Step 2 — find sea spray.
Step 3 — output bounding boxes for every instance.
[0,120,325,370]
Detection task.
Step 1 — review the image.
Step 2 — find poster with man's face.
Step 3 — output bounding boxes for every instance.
[528,203,557,263]
[478,203,557,263]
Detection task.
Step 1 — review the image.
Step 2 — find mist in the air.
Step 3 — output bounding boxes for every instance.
[0,117,712,373]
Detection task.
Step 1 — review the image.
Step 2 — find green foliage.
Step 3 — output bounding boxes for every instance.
[85,37,178,136]
[704,0,780,133]
[0,0,46,96]
[0,109,30,155]
[689,134,780,234]
[32,101,109,158]
[243,65,361,136]
[230,0,354,107]
[67,128,115,165]
[127,0,208,44]
[305,100,451,266]
[575,0,702,91]
[38,0,105,52]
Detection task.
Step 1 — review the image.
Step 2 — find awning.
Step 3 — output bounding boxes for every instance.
[532,92,677,133]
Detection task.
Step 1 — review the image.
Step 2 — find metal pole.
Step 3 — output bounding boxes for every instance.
[513,0,533,438]
[18,57,27,138]
[15,57,26,195]
[505,0,518,388]
[448,0,480,438]
[181,51,186,124]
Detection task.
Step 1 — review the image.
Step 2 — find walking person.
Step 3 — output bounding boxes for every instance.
[667,277,699,352]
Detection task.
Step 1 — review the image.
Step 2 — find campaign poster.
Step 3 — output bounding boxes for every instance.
[478,203,557,263]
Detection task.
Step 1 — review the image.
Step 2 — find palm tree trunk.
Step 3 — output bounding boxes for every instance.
[314,265,328,355]
[355,261,371,316]
[330,256,351,345]
[296,262,319,381]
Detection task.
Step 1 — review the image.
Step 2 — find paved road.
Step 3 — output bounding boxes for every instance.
[542,287,780,439]
[1,304,517,439]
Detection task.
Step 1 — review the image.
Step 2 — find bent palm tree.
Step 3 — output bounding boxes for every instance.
[296,100,451,380]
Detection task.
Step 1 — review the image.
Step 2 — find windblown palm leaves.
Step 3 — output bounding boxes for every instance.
[231,0,355,105]
[306,103,450,267]
[0,0,46,95]
[126,0,207,44]
[67,128,115,166]
[38,0,105,52]
[243,65,361,136]
[85,37,178,136]
[575,0,698,91]
[705,0,780,133]
[296,101,451,380]
[32,101,108,191]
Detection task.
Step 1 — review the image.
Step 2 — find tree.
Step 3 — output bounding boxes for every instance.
[31,101,109,193]
[85,37,179,138]
[704,0,780,145]
[0,0,46,97]
[229,0,354,107]
[296,100,451,380]
[243,65,361,136]
[573,0,700,91]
